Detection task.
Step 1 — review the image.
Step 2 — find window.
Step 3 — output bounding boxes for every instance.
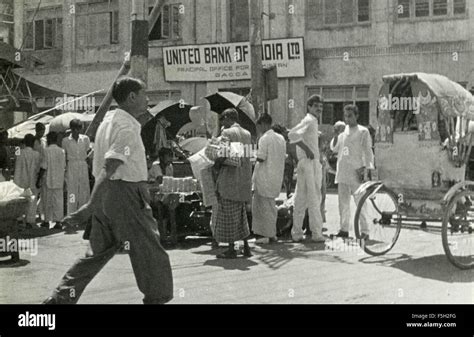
[76,0,119,47]
[324,0,338,24]
[307,86,370,126]
[24,21,34,49]
[23,7,63,50]
[229,0,249,42]
[308,0,370,28]
[397,0,466,19]
[148,4,182,41]
[433,0,447,15]
[453,0,466,15]
[397,0,410,18]
[415,0,430,17]
[358,0,370,21]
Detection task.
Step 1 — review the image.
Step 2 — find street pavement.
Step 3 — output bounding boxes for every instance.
[0,193,472,304]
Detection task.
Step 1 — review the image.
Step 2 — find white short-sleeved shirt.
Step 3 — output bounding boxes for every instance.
[288,113,320,161]
[62,134,90,163]
[252,129,287,198]
[93,109,148,182]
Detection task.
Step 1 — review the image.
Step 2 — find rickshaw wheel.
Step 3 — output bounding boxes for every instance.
[354,185,402,256]
[442,190,474,270]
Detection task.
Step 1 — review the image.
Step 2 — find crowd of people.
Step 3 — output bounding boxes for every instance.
[3,120,92,230]
[1,76,375,304]
[208,94,375,259]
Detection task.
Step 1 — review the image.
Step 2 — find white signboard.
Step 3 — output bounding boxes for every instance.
[163,37,305,82]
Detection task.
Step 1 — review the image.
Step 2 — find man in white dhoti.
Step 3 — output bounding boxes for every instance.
[61,119,91,215]
[330,104,374,239]
[14,134,41,227]
[37,132,66,229]
[33,122,46,218]
[288,95,326,243]
[252,114,286,244]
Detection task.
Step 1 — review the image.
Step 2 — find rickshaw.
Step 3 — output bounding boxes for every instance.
[354,73,474,269]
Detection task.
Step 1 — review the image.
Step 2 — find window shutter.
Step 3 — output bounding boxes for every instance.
[340,0,354,23]
[172,5,180,38]
[76,15,87,47]
[161,5,170,39]
[44,19,54,48]
[453,0,466,15]
[357,0,370,22]
[324,0,338,24]
[56,18,63,48]
[34,20,44,50]
[397,0,410,18]
[306,0,323,30]
[111,11,119,43]
[24,22,34,49]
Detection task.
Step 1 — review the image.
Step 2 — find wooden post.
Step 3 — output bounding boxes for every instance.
[249,0,264,117]
[130,0,148,84]
[85,0,166,140]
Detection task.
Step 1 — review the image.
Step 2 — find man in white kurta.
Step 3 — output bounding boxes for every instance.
[14,134,41,226]
[62,120,91,215]
[330,105,374,238]
[288,95,325,242]
[38,133,66,227]
[252,114,286,243]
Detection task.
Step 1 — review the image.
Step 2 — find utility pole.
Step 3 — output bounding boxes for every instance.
[249,0,264,117]
[130,0,148,84]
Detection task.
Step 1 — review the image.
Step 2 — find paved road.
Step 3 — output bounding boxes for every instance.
[0,193,472,304]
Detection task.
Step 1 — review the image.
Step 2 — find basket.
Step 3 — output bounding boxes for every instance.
[0,198,29,221]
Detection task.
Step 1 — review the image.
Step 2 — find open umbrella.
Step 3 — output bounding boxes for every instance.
[49,112,95,133]
[7,115,53,140]
[204,92,256,136]
[141,101,193,155]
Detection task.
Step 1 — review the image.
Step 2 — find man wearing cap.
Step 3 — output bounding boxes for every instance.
[288,95,326,243]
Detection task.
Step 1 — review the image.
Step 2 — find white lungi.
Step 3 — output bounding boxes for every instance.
[291,158,323,240]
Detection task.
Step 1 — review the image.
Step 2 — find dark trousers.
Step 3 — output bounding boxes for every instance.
[51,180,173,304]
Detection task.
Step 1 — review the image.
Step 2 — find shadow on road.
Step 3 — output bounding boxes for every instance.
[389,254,474,283]
[359,253,474,283]
[0,259,30,268]
[203,258,259,271]
[252,241,354,270]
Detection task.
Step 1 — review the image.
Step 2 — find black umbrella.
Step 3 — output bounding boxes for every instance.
[141,101,193,155]
[204,92,257,137]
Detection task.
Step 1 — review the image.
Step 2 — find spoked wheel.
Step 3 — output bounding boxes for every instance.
[442,190,474,269]
[354,185,402,256]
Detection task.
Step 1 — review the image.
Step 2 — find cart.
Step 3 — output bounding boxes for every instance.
[354,73,474,269]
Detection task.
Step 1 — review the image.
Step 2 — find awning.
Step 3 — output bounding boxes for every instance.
[0,42,43,70]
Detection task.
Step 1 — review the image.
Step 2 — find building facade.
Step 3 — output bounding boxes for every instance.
[12,0,474,134]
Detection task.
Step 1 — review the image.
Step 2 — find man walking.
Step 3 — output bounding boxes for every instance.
[330,104,374,240]
[288,95,325,243]
[213,108,252,259]
[252,114,286,244]
[43,77,173,304]
[62,119,91,215]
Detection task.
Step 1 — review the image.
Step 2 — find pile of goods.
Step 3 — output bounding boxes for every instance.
[160,177,200,193]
